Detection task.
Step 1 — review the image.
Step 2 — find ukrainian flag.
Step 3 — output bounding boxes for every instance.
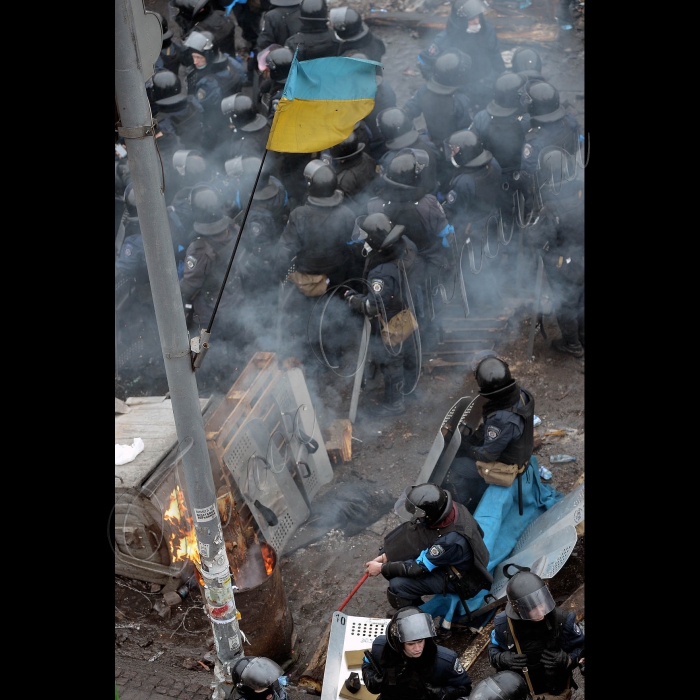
[267,54,381,154]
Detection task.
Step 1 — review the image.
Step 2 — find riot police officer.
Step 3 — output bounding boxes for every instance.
[330,6,386,62]
[218,92,271,165]
[368,148,453,352]
[469,670,531,700]
[364,483,492,611]
[444,355,534,514]
[489,570,585,698]
[151,69,205,152]
[169,0,237,57]
[274,160,356,368]
[344,214,422,417]
[230,655,289,699]
[179,183,239,337]
[255,0,303,54]
[417,0,505,113]
[403,49,474,150]
[511,46,546,84]
[153,11,187,74]
[362,607,472,700]
[321,129,379,215]
[284,0,340,61]
[375,108,441,195]
[529,148,584,357]
[442,129,503,249]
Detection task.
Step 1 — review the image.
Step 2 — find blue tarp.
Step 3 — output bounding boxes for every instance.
[420,456,564,626]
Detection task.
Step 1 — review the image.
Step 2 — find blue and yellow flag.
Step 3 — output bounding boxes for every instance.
[267,54,381,153]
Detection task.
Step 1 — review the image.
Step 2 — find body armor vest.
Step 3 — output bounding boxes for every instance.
[419,91,459,147]
[482,115,526,172]
[490,387,534,467]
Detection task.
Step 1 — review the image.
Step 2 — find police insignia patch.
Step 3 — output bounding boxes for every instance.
[371,279,384,293]
[453,659,464,673]
[573,623,581,634]
[124,245,132,257]
[447,190,456,204]
[197,89,206,101]
[486,426,501,440]
[186,255,197,270]
[428,44,438,55]
[429,545,444,557]
[523,144,532,158]
[251,223,261,236]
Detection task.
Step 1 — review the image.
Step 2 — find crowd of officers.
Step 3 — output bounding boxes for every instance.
[116,0,585,405]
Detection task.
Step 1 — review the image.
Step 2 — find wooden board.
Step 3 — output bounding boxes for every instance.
[115,397,211,489]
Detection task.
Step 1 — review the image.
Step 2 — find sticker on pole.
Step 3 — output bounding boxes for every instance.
[195,503,217,522]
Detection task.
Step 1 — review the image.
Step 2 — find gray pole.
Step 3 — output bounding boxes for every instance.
[115,1,242,696]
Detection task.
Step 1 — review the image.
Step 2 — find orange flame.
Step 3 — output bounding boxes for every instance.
[261,542,274,576]
[163,486,201,568]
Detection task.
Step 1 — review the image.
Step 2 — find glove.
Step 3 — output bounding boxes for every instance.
[424,684,464,700]
[541,648,570,670]
[497,651,528,671]
[346,293,364,312]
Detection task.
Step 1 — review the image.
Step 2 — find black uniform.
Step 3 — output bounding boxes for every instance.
[338,32,386,62]
[403,86,473,150]
[256,4,303,51]
[521,116,580,176]
[285,24,340,60]
[364,80,398,160]
[320,150,379,216]
[363,635,472,700]
[376,134,441,196]
[153,97,206,151]
[489,608,585,696]
[470,108,531,174]
[380,501,491,605]
[445,385,534,513]
[417,14,505,113]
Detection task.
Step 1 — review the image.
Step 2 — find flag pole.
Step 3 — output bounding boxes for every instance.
[205,148,269,336]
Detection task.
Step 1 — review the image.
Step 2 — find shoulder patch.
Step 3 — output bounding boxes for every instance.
[573,622,582,635]
[186,255,198,270]
[371,278,384,293]
[486,426,501,440]
[124,244,133,257]
[428,544,444,557]
[523,144,532,158]
[197,88,206,101]
[453,658,464,674]
[428,44,439,56]
[446,190,456,204]
[250,222,261,236]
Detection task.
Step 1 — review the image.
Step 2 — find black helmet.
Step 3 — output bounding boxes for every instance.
[427,49,472,95]
[404,483,452,525]
[354,213,405,252]
[505,571,556,621]
[527,82,565,123]
[330,7,369,42]
[487,72,527,117]
[470,671,531,700]
[266,47,294,83]
[454,0,489,21]
[304,160,343,206]
[444,129,492,168]
[115,160,131,198]
[152,70,186,106]
[511,47,543,79]
[300,0,328,22]
[474,356,514,394]
[152,11,173,42]
[376,108,418,150]
[173,149,211,183]
[220,93,268,131]
[384,148,429,190]
[123,182,138,219]
[190,183,231,234]
[386,606,437,653]
[269,0,300,6]
[184,29,217,63]
[169,0,213,26]
[329,129,365,161]
[231,656,284,697]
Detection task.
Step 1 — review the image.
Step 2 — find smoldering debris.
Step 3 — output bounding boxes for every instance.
[282,482,396,555]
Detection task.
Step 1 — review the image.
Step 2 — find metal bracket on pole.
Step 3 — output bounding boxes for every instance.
[116,121,157,139]
[191,330,211,370]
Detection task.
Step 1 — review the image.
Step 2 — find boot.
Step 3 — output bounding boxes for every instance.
[551,338,584,357]
[368,369,406,416]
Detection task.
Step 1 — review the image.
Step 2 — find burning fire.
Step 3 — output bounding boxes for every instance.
[164,486,201,568]
[261,542,274,576]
